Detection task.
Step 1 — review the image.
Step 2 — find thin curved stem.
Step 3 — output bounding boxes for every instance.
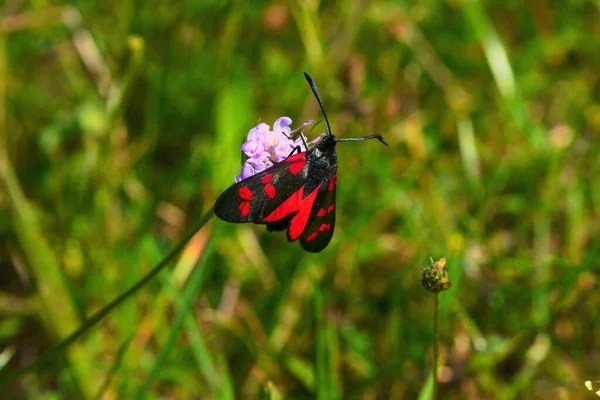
[433,293,440,400]
[0,208,215,387]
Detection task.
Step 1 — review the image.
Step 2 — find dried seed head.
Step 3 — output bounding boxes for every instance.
[422,257,452,293]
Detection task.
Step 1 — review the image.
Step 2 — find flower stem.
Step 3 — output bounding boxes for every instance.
[421,257,450,399]
[433,293,440,400]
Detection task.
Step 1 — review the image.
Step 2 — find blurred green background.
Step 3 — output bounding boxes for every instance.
[1,0,599,398]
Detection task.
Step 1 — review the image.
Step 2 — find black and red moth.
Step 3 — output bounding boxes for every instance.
[214,73,387,252]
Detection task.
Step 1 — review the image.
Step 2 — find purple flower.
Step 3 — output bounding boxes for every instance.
[235,157,272,183]
[241,139,265,157]
[273,117,292,136]
[247,123,271,142]
[234,117,324,182]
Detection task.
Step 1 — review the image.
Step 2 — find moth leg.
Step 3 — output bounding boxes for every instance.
[282,131,309,152]
[297,134,309,151]
[285,145,303,158]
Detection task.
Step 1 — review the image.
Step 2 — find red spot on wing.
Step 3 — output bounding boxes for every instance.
[288,185,321,240]
[261,183,322,241]
[239,202,250,216]
[328,174,337,191]
[265,183,276,199]
[262,187,304,223]
[238,186,253,201]
[318,223,331,232]
[262,174,273,184]
[288,158,307,174]
[306,232,318,242]
[317,208,326,217]
[327,204,334,213]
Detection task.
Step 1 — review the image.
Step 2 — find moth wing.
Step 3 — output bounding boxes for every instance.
[214,152,309,223]
[299,173,337,252]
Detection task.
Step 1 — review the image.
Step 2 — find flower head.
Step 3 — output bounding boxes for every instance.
[422,257,453,293]
[235,117,323,182]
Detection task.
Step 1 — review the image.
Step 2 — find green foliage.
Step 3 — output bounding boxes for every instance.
[1,0,599,398]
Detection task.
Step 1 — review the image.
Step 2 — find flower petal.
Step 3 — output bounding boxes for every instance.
[246,157,268,174]
[236,161,256,182]
[241,139,265,157]
[272,117,292,135]
[271,136,296,161]
[263,131,281,148]
[247,123,270,141]
[309,132,326,145]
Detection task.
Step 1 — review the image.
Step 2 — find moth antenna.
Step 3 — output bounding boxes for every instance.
[337,133,388,146]
[308,120,323,134]
[304,72,333,138]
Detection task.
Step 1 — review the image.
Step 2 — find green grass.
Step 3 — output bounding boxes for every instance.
[1,1,600,398]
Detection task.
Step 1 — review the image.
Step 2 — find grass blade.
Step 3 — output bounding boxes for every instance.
[0,209,214,388]
[314,284,338,400]
[160,269,219,389]
[136,226,217,397]
[94,334,134,400]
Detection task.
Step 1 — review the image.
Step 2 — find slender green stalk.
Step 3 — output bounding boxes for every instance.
[94,334,134,400]
[0,30,94,397]
[136,228,216,398]
[0,209,214,388]
[433,293,439,400]
[421,258,451,400]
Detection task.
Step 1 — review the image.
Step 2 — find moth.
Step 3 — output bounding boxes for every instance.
[214,73,387,252]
